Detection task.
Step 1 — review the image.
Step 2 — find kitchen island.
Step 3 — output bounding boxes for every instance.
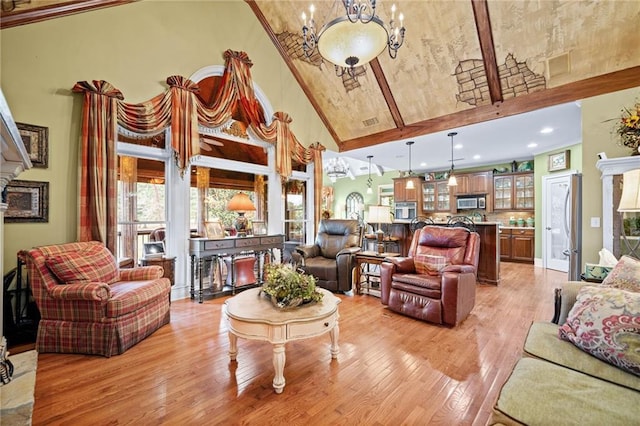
[474,222,501,285]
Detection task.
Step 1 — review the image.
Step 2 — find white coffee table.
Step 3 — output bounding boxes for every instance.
[224,287,341,394]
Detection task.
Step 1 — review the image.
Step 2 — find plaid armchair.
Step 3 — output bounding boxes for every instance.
[25,241,171,357]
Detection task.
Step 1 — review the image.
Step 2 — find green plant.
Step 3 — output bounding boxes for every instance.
[261,263,323,307]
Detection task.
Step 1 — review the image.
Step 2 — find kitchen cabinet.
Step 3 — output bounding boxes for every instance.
[393,177,422,202]
[452,171,491,195]
[422,180,452,213]
[499,228,534,263]
[469,171,491,193]
[494,172,534,211]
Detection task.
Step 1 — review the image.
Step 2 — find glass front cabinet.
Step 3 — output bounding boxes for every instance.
[422,180,451,213]
[493,173,534,211]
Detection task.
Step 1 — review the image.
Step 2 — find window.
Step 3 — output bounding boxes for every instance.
[117,155,167,261]
[345,192,364,222]
[284,180,306,243]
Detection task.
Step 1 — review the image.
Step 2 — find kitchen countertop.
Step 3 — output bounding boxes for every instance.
[500,226,535,230]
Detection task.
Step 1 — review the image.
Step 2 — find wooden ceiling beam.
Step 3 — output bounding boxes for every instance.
[471,0,503,105]
[369,58,405,129]
[245,0,342,146]
[340,65,640,151]
[0,0,136,29]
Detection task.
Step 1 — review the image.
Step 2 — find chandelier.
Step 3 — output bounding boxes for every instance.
[301,1,406,79]
[325,157,351,182]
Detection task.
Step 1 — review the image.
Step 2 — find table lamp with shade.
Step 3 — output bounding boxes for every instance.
[367,205,392,254]
[227,192,256,237]
[618,168,640,258]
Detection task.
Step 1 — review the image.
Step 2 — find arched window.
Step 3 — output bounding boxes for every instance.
[345,192,364,223]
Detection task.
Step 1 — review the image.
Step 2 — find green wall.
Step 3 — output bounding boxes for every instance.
[580,87,640,264]
[0,0,333,273]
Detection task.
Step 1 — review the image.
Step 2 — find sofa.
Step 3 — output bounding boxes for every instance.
[25,241,171,357]
[490,256,640,425]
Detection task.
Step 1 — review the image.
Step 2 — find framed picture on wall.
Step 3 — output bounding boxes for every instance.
[548,150,570,172]
[17,122,48,168]
[4,180,49,223]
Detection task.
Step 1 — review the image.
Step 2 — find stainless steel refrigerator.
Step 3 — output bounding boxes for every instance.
[563,173,582,281]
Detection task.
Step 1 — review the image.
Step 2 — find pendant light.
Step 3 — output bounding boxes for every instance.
[366,155,373,194]
[447,132,458,187]
[405,141,415,190]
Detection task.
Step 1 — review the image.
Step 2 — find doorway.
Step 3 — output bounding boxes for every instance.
[542,173,572,272]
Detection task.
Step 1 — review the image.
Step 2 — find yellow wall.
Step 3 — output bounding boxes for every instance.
[580,87,640,264]
[0,0,334,273]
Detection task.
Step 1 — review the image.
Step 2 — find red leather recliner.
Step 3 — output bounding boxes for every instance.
[380,225,480,326]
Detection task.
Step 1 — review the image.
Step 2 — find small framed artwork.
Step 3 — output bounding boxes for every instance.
[143,241,165,259]
[17,122,48,168]
[548,150,570,172]
[205,220,225,239]
[252,221,267,235]
[5,180,49,223]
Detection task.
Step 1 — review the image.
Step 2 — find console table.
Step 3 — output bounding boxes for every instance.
[189,234,284,303]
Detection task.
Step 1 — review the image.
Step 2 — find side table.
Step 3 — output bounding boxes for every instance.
[354,251,400,296]
[140,256,176,286]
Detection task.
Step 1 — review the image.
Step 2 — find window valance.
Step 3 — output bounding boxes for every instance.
[71,50,325,252]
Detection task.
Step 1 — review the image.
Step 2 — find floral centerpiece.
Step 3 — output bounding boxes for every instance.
[617,101,640,154]
[261,263,323,309]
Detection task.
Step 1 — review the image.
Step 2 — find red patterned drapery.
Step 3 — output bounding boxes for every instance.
[71,80,123,254]
[73,50,326,249]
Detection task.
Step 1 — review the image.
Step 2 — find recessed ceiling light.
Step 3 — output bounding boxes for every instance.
[473,154,481,160]
[528,142,538,148]
[420,162,427,167]
[540,127,554,134]
[454,144,463,149]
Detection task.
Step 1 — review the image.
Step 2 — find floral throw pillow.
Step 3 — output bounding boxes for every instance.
[559,286,640,376]
[601,255,640,293]
[415,254,448,276]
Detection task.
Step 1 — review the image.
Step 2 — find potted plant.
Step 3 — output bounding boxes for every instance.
[261,263,323,309]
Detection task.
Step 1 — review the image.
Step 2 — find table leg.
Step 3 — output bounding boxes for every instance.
[354,261,362,295]
[198,257,205,303]
[330,323,339,359]
[228,331,238,361]
[190,255,195,300]
[272,343,286,394]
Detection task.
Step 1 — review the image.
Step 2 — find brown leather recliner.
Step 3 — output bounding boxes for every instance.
[380,225,480,326]
[294,219,362,293]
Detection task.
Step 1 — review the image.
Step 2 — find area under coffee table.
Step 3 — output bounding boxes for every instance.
[223,287,341,394]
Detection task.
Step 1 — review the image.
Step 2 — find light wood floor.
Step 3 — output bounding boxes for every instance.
[32,263,567,425]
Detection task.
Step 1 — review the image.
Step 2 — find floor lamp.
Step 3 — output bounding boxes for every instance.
[367,205,391,254]
[618,169,640,259]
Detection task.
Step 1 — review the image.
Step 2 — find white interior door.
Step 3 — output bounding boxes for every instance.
[542,173,571,272]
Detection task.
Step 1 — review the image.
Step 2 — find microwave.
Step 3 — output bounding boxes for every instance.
[456,196,486,210]
[394,202,417,221]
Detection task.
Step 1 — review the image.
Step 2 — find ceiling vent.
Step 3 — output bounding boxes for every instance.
[547,52,571,79]
[362,117,379,127]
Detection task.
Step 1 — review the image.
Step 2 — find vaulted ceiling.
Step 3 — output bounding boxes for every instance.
[2,0,640,174]
[248,0,640,155]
